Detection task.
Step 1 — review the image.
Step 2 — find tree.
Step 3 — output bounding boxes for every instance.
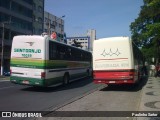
[130,0,160,63]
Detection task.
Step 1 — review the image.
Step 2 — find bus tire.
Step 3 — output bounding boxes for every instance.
[63,73,69,85]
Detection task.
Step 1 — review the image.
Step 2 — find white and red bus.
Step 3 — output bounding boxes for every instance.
[93,37,144,85]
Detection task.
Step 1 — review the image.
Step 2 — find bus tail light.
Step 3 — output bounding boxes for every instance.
[41,72,45,79]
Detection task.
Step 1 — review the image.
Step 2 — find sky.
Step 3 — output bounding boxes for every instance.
[45,0,144,39]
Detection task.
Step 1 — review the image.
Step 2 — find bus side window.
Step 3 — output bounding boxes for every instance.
[71,48,75,61]
[66,48,71,60]
[60,45,65,60]
[49,41,57,60]
[56,45,60,59]
[63,46,67,60]
[80,52,83,61]
[56,45,64,60]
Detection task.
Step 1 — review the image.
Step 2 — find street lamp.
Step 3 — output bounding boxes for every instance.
[1,23,4,75]
[1,23,5,75]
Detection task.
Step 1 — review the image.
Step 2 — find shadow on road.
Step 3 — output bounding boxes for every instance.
[100,76,149,92]
[21,77,93,93]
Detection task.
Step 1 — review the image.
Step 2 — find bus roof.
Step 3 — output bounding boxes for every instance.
[95,36,130,41]
[13,35,91,53]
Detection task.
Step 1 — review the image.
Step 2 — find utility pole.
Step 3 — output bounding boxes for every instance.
[0,22,11,76]
[1,23,5,76]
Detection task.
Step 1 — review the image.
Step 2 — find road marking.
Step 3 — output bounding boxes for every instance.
[0,86,15,90]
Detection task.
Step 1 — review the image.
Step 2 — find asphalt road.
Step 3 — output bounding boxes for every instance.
[0,77,148,120]
[0,77,103,111]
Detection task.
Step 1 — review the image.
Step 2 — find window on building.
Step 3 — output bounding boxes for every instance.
[49,19,51,23]
[59,24,61,28]
[33,3,36,10]
[39,29,42,34]
[50,24,55,29]
[45,17,48,22]
[0,12,10,22]
[23,0,33,5]
[12,2,32,18]
[12,17,32,31]
[0,0,10,9]
[33,27,35,34]
[52,21,55,25]
[38,6,42,13]
[61,25,64,29]
[44,29,47,32]
[33,15,36,21]
[38,17,42,23]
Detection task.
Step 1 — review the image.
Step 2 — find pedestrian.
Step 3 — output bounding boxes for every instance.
[149,63,155,77]
[155,63,160,77]
[143,62,148,76]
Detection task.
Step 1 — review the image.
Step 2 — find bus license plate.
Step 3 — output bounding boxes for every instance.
[22,80,29,84]
[109,81,115,83]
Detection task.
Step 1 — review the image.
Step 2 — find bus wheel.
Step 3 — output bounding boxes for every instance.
[63,74,69,85]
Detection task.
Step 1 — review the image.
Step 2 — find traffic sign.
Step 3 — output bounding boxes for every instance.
[51,32,57,39]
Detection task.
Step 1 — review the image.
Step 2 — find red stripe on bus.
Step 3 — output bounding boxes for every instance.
[95,58,128,61]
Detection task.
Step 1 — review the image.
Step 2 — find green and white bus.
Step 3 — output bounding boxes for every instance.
[10,35,92,87]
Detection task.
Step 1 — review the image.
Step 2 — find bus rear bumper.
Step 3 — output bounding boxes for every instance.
[10,76,45,87]
[93,70,136,84]
[93,79,135,84]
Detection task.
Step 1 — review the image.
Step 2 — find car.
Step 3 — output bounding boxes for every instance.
[3,70,10,76]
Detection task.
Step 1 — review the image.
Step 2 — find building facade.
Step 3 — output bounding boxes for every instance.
[44,11,64,42]
[87,29,96,52]
[66,36,90,51]
[0,0,44,74]
[66,29,96,52]
[33,0,44,35]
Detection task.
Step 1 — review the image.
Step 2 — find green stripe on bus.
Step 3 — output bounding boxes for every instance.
[10,58,90,69]
[10,59,45,69]
[46,60,67,69]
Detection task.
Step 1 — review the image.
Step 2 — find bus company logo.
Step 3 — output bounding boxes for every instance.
[101,48,121,57]
[2,112,11,117]
[25,42,34,46]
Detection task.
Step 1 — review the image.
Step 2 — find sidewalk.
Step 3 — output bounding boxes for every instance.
[0,76,10,80]
[139,77,160,111]
[40,77,160,120]
[137,77,160,120]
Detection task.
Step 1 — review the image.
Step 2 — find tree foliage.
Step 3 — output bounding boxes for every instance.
[130,0,160,63]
